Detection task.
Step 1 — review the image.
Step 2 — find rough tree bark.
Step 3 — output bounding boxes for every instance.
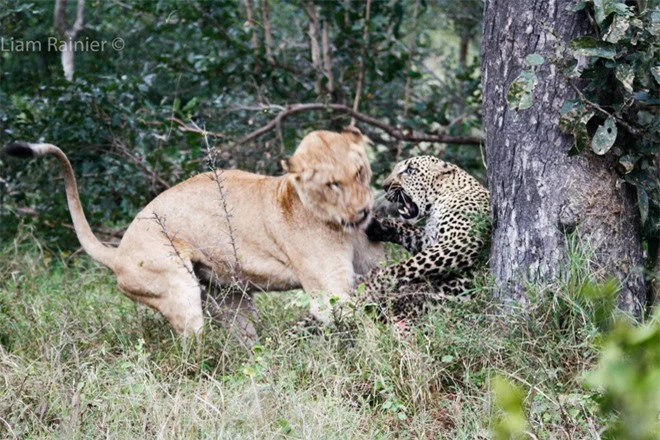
[481,0,646,315]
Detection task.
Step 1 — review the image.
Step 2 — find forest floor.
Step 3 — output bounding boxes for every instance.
[0,234,655,439]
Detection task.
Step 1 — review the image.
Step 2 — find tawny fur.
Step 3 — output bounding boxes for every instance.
[5,128,384,336]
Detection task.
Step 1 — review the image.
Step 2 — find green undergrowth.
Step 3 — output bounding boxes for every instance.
[1,234,657,439]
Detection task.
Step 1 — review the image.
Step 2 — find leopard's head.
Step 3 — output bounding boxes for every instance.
[381,156,457,221]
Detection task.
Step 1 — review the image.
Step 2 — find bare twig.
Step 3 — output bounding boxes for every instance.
[402,0,421,122]
[110,139,171,190]
[152,213,196,280]
[304,0,322,95]
[201,132,243,284]
[351,0,372,125]
[321,18,334,94]
[568,81,641,136]
[170,116,225,138]
[243,0,259,56]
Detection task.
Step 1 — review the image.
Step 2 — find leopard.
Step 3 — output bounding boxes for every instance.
[355,155,490,324]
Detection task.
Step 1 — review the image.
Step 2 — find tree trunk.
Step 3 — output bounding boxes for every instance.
[481,0,646,315]
[54,0,85,82]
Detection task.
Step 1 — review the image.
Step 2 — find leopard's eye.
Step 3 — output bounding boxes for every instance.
[401,165,416,175]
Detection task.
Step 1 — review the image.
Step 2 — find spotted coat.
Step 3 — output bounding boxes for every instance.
[356,156,490,323]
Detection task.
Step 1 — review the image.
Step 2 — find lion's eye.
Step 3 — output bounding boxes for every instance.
[327,181,341,190]
[355,166,363,180]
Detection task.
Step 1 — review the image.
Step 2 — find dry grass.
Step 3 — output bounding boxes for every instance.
[0,233,613,439]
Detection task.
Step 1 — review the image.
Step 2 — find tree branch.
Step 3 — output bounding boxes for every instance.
[321,18,334,94]
[232,103,483,147]
[304,0,322,95]
[262,0,275,66]
[54,0,67,35]
[568,81,642,136]
[351,0,372,125]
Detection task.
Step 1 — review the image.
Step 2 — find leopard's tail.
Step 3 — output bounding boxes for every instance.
[4,142,118,269]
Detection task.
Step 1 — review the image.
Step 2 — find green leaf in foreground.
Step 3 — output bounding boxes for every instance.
[506,70,538,111]
[584,311,660,440]
[604,14,630,43]
[592,117,617,155]
[524,53,544,67]
[491,376,528,440]
[615,64,635,94]
[651,66,660,85]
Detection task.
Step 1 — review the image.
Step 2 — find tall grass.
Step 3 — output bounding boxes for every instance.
[0,231,650,439]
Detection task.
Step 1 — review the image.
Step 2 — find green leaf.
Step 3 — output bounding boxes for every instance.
[651,66,660,85]
[615,64,634,93]
[649,10,660,36]
[506,70,538,111]
[524,53,544,67]
[619,155,637,174]
[182,96,200,112]
[593,0,607,24]
[441,355,455,363]
[491,376,528,440]
[569,1,588,12]
[593,0,629,26]
[592,117,618,155]
[604,14,630,43]
[637,186,649,225]
[569,36,616,59]
[559,102,594,155]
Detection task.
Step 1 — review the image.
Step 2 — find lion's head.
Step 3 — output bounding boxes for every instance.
[282,127,374,229]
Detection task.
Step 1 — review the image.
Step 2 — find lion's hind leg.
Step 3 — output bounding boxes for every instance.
[115,255,205,336]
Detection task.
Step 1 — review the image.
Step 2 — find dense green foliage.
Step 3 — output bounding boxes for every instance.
[561,0,660,238]
[508,0,660,240]
[1,0,483,249]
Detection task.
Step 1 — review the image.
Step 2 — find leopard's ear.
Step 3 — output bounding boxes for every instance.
[431,160,456,177]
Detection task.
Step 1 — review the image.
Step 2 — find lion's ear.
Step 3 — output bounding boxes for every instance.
[342,125,369,147]
[282,157,302,175]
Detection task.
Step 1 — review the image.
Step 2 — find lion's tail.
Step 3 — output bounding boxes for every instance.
[4,142,117,269]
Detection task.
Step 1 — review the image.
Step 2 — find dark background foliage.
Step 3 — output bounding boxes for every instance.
[0,0,484,250]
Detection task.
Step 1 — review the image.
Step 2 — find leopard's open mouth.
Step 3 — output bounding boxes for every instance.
[386,186,419,220]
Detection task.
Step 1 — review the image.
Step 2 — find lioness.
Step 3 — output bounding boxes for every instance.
[4,127,383,336]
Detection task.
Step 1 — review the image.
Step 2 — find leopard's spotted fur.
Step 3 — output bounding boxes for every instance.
[356,156,490,323]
